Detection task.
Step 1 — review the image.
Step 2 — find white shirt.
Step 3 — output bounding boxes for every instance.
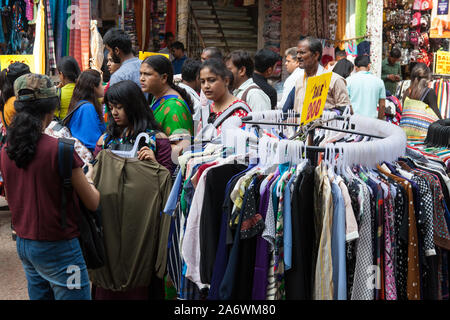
[277,67,302,109]
[233,78,271,112]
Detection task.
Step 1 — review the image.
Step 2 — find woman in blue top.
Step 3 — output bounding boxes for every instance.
[64,69,106,152]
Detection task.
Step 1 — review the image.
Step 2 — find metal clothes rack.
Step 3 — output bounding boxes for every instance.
[242,116,385,166]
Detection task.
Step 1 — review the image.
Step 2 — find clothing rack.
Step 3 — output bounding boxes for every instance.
[240,116,386,166]
[242,117,384,141]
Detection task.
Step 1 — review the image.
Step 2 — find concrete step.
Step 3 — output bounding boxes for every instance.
[201,28,256,35]
[195,14,251,21]
[198,23,255,31]
[202,33,257,39]
[192,7,249,15]
[204,40,257,48]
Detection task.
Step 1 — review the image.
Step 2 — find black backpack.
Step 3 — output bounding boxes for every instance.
[57,137,105,269]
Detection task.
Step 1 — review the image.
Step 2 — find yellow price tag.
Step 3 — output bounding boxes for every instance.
[435,51,450,75]
[0,55,35,73]
[139,51,169,61]
[299,72,332,125]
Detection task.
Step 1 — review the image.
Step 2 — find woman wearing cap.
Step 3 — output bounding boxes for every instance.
[0,73,100,300]
[0,62,31,128]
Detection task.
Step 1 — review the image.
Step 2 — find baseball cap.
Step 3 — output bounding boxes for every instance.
[14,73,58,101]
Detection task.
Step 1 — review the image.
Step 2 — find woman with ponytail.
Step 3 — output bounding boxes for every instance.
[56,56,81,119]
[140,55,194,136]
[403,62,442,119]
[0,73,100,300]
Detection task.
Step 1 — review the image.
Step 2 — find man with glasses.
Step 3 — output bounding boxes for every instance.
[282,37,350,114]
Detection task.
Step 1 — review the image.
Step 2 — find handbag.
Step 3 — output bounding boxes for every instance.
[57,137,105,269]
[399,88,439,138]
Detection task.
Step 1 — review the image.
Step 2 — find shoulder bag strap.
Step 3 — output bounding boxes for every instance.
[62,100,88,126]
[58,137,75,229]
[212,102,251,128]
[419,87,432,102]
[241,85,260,103]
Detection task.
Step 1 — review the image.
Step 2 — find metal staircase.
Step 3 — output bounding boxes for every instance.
[190,0,258,56]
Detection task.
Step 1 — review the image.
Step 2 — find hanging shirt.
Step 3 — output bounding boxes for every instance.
[330,178,347,300]
[89,149,172,291]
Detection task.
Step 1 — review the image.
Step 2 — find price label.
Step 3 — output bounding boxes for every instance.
[435,50,450,75]
[0,55,35,73]
[299,72,332,125]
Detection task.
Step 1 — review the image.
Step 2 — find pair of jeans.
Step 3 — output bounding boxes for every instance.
[16,236,91,300]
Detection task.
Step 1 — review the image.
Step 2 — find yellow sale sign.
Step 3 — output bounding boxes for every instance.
[435,50,450,75]
[300,72,332,125]
[139,51,169,60]
[0,55,35,73]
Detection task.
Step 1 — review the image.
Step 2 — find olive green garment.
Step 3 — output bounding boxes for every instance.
[89,150,172,291]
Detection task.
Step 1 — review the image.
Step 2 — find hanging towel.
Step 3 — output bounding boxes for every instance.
[337,0,346,41]
[355,0,367,44]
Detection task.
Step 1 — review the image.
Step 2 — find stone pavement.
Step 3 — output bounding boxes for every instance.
[0,197,28,300]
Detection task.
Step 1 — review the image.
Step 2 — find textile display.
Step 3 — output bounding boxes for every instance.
[309,0,327,39]
[79,0,90,71]
[263,0,281,56]
[45,0,56,73]
[367,0,383,77]
[337,0,347,41]
[281,0,309,52]
[166,125,450,300]
[69,0,82,71]
[33,0,45,74]
[329,0,338,40]
[355,0,367,44]
[432,79,450,119]
[90,20,103,71]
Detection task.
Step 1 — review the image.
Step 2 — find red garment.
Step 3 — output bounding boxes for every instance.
[210,99,250,133]
[0,135,83,241]
[165,0,177,35]
[191,161,218,187]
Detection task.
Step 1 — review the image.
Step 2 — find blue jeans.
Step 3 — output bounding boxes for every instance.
[16,236,91,300]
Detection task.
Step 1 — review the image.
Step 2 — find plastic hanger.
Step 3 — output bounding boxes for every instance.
[110,132,150,158]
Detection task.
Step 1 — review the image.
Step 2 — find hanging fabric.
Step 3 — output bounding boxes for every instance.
[336,0,346,41]
[33,0,45,74]
[45,0,57,73]
[90,20,104,71]
[79,0,90,71]
[69,0,82,71]
[354,0,367,45]
[366,0,383,77]
[165,0,176,36]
